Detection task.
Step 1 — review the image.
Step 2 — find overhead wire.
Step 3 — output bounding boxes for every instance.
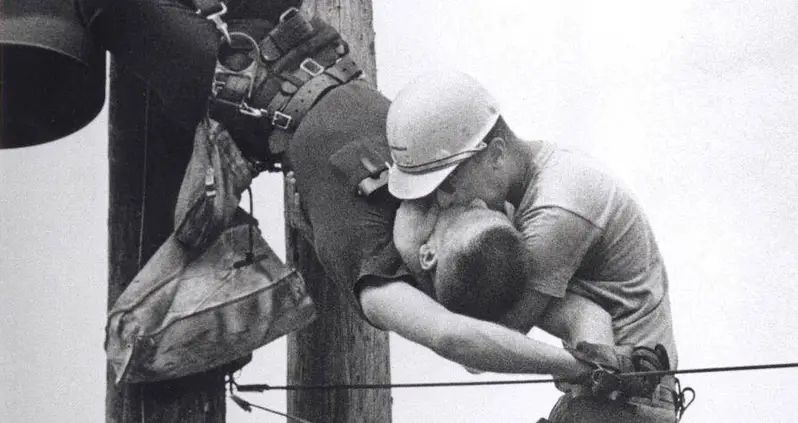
[230,394,315,423]
[137,88,152,423]
[234,361,798,392]
[228,361,798,421]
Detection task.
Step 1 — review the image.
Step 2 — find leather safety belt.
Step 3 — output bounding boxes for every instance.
[196,2,363,167]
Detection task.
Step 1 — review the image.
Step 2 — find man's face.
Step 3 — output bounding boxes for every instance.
[393,198,515,299]
[435,145,506,211]
[415,201,512,272]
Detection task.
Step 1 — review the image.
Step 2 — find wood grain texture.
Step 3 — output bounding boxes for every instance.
[287,1,392,422]
[106,63,226,423]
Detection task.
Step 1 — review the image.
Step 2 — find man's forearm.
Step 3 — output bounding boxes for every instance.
[360,280,591,378]
[537,293,614,346]
[433,312,591,378]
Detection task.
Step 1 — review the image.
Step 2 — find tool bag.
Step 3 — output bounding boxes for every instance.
[173,117,256,251]
[105,118,316,384]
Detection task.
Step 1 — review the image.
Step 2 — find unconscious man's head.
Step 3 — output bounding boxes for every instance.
[394,200,529,322]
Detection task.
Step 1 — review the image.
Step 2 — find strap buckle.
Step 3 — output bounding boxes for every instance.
[272,111,293,130]
[299,58,325,78]
[239,103,267,117]
[279,7,300,23]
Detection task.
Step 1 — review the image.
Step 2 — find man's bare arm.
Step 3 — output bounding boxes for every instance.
[500,290,613,343]
[539,293,614,346]
[359,280,591,378]
[500,208,603,334]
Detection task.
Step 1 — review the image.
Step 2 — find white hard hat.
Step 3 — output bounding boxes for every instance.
[387,71,500,200]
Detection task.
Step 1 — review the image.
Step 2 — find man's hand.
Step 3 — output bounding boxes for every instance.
[566,341,670,400]
[360,280,596,376]
[285,171,314,244]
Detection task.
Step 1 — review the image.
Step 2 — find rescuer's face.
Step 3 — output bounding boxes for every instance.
[434,145,506,211]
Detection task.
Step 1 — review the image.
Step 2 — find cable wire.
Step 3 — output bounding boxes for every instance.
[136,89,151,271]
[137,88,152,423]
[235,361,798,392]
[230,394,315,423]
[237,378,558,392]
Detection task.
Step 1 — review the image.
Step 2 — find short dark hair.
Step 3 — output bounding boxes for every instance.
[434,221,529,322]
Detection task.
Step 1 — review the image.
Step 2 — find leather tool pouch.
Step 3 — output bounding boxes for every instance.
[329,138,391,197]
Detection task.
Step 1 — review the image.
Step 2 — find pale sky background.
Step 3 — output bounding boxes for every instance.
[2,1,798,422]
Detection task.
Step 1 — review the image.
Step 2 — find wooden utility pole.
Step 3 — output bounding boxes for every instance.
[105,1,387,422]
[285,1,392,422]
[106,65,226,422]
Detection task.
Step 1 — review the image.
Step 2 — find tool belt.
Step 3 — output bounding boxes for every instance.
[562,374,679,410]
[197,3,363,171]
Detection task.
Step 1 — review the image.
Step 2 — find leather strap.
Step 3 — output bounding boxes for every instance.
[264,47,355,116]
[259,8,315,62]
[204,9,363,164]
[567,375,677,404]
[265,56,362,154]
[209,32,262,120]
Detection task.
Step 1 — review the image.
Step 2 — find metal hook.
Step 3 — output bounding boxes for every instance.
[205,3,232,44]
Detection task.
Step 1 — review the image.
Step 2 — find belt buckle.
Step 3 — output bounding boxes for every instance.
[299,58,325,78]
[239,103,266,117]
[272,111,293,130]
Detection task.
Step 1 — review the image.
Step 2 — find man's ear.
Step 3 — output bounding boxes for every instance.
[419,243,438,271]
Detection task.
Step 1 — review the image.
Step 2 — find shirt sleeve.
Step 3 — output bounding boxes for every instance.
[516,206,601,298]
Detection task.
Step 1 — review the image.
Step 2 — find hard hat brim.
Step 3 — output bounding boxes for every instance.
[388,161,460,200]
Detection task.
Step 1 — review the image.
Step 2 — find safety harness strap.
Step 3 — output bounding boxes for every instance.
[205,9,363,166]
[248,40,345,113]
[208,30,263,126]
[259,8,316,62]
[266,63,360,154]
[264,54,361,154]
[210,58,260,122]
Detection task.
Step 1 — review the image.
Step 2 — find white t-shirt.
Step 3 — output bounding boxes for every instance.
[515,141,677,368]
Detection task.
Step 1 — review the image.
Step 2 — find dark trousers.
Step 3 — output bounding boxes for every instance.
[79,0,298,129]
[547,377,679,423]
